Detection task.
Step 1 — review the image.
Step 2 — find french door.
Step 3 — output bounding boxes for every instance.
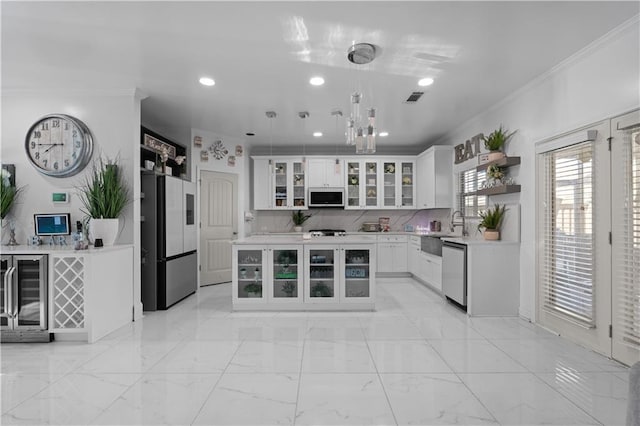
[537,110,640,365]
[537,121,611,356]
[611,110,640,366]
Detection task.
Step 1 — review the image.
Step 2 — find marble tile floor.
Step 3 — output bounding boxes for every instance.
[0,278,631,425]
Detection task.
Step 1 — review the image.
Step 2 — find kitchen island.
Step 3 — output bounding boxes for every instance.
[232,235,376,311]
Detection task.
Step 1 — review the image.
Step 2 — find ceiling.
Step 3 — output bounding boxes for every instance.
[2,1,638,152]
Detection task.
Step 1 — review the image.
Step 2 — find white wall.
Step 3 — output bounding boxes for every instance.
[1,89,144,318]
[439,17,640,320]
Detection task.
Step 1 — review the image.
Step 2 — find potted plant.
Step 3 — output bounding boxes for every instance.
[311,281,332,297]
[243,282,262,298]
[281,281,296,297]
[77,156,129,246]
[292,209,311,232]
[1,167,21,222]
[477,204,507,240]
[482,125,517,162]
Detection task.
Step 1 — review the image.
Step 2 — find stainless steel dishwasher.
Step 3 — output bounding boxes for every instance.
[442,241,467,309]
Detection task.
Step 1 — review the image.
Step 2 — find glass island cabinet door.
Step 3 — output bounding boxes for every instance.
[235,248,265,301]
[305,248,338,302]
[342,247,373,302]
[270,247,303,302]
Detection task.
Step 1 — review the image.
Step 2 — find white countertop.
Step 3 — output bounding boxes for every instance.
[0,244,134,255]
[234,235,377,245]
[441,237,520,245]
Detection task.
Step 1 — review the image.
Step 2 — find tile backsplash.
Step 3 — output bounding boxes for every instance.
[254,208,453,233]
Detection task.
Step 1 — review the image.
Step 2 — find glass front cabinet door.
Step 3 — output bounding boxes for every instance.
[304,247,339,303]
[382,160,415,208]
[340,246,375,303]
[233,246,267,303]
[269,246,303,303]
[272,160,307,209]
[345,160,379,209]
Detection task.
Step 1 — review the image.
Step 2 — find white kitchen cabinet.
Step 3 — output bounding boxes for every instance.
[305,244,375,304]
[308,158,344,188]
[381,160,416,209]
[253,158,272,210]
[233,245,269,305]
[344,159,380,209]
[273,159,307,209]
[420,251,442,292]
[376,235,408,274]
[416,146,453,209]
[408,236,421,276]
[233,245,304,305]
[252,157,307,210]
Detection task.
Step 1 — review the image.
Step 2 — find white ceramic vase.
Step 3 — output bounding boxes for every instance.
[294,226,302,232]
[90,218,119,246]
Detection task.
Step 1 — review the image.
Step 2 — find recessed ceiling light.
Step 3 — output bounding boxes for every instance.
[199,77,215,86]
[313,132,323,137]
[309,76,325,86]
[379,132,389,137]
[418,78,434,87]
[245,132,255,136]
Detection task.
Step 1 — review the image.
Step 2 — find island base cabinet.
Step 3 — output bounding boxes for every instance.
[232,242,375,310]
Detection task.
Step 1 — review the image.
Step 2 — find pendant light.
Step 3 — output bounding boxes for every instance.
[346,43,378,154]
[266,111,276,168]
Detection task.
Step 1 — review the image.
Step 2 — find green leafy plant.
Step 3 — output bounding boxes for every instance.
[477,204,507,231]
[292,210,311,226]
[486,164,505,181]
[311,281,332,297]
[244,282,262,295]
[77,156,129,218]
[281,281,296,295]
[482,125,517,151]
[0,168,21,219]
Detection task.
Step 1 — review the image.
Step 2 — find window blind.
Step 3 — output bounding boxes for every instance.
[541,141,595,326]
[616,129,640,347]
[458,169,487,217]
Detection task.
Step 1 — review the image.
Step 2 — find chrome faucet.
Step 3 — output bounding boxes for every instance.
[450,210,468,236]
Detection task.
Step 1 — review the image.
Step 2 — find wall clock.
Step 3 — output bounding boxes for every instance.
[25,114,94,177]
[209,140,228,160]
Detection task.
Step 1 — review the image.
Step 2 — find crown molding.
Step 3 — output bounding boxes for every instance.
[1,87,143,98]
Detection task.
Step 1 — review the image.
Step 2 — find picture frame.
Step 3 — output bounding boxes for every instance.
[200,150,209,161]
[227,155,236,167]
[235,145,244,157]
[143,134,176,159]
[194,136,202,147]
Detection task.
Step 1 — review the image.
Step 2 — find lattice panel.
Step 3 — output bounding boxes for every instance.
[53,256,85,329]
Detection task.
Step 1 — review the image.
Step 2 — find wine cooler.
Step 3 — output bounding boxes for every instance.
[1,255,50,342]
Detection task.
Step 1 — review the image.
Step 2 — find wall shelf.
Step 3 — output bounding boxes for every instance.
[475,184,521,196]
[476,156,521,171]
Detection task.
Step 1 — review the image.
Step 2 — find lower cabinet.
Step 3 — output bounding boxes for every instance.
[376,235,408,274]
[408,238,443,293]
[232,243,375,310]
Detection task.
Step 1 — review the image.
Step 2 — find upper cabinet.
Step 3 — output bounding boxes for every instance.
[140,126,188,180]
[381,160,416,209]
[253,158,307,210]
[345,159,380,209]
[416,146,453,209]
[308,158,344,188]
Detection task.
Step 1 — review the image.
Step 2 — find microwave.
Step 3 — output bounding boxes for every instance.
[308,188,344,207]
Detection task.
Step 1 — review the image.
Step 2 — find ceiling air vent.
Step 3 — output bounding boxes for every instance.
[404,91,424,103]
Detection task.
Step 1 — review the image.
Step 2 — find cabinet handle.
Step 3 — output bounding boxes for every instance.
[7,266,16,318]
[3,266,11,318]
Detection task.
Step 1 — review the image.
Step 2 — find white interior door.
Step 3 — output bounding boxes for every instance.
[200,171,237,286]
[611,109,640,366]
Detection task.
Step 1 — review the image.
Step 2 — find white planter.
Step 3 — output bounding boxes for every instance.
[483,229,500,241]
[90,218,120,246]
[294,226,303,232]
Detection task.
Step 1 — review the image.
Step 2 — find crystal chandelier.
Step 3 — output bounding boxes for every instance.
[345,43,377,154]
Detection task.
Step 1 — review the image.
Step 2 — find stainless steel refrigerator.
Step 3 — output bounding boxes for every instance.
[141,174,197,310]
